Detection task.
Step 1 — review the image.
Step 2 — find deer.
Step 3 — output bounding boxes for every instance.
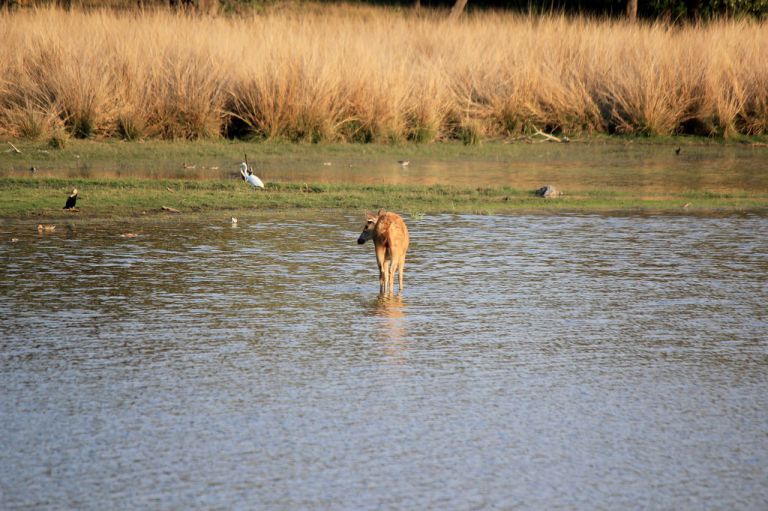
[357,209,410,295]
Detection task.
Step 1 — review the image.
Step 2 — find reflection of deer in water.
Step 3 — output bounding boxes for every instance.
[373,295,408,362]
[357,209,410,295]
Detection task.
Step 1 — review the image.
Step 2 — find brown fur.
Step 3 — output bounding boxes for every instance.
[358,208,410,295]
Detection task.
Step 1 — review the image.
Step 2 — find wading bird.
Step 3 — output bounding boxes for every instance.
[240,161,264,189]
[63,188,78,210]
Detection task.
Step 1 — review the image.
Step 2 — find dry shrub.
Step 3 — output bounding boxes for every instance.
[0,6,766,142]
[226,17,357,142]
[130,14,228,139]
[21,11,122,138]
[704,21,768,137]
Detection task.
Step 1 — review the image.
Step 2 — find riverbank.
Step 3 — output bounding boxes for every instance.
[2,138,767,219]
[4,135,767,171]
[2,177,766,220]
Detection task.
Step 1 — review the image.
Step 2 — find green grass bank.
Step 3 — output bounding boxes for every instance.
[2,138,767,219]
[2,177,767,220]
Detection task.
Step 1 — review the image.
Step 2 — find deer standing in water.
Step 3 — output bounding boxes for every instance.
[357,209,410,295]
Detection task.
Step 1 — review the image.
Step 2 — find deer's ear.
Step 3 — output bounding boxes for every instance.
[376,208,387,216]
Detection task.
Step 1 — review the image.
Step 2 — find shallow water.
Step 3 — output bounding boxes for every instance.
[5,143,768,192]
[1,212,767,509]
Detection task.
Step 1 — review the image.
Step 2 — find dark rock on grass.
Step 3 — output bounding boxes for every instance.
[535,185,561,198]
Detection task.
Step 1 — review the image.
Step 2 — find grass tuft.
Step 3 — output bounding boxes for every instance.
[48,129,68,149]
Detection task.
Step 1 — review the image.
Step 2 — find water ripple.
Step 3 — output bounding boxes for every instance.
[1,212,767,509]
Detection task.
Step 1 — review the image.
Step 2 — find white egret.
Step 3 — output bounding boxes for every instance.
[239,162,264,189]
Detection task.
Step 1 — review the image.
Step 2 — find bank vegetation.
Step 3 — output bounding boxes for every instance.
[1,6,767,143]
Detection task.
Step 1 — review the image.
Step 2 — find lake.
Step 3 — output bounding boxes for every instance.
[1,211,767,509]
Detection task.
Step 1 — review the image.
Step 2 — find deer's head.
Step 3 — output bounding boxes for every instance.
[357,209,385,244]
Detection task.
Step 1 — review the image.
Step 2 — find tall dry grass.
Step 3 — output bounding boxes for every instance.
[0,6,766,142]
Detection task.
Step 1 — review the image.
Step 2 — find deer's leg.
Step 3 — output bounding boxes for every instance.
[397,256,405,293]
[375,244,388,293]
[388,254,400,295]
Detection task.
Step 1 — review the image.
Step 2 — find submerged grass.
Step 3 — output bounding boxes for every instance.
[2,177,766,219]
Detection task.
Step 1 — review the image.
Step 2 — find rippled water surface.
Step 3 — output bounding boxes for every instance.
[1,213,767,509]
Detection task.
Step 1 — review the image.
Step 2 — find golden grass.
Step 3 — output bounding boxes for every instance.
[1,6,766,142]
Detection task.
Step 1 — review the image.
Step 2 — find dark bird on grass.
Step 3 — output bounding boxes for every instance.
[30,166,37,174]
[63,188,78,210]
[675,147,681,155]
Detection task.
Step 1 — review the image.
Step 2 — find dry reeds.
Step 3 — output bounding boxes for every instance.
[0,7,766,142]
